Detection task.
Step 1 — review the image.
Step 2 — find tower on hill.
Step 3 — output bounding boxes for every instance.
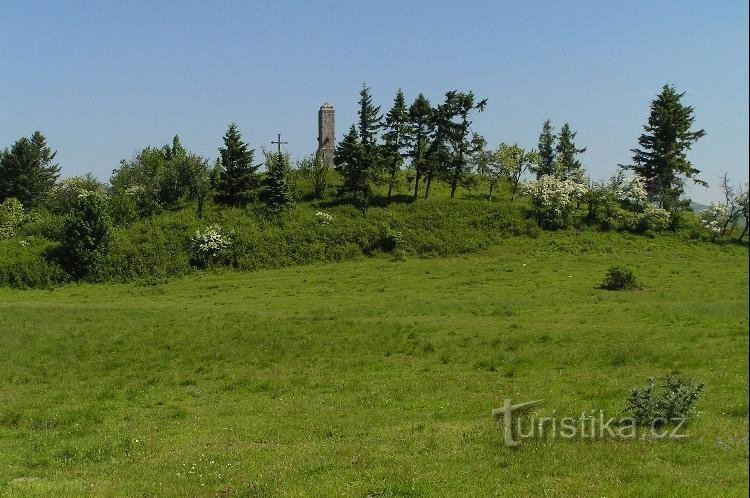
[317,103,335,166]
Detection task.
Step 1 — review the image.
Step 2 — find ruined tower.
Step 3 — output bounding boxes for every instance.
[317,103,335,166]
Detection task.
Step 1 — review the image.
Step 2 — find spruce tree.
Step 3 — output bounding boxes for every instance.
[407,94,433,200]
[216,123,258,206]
[262,151,294,211]
[334,125,362,200]
[382,89,410,199]
[555,123,586,180]
[0,131,60,207]
[535,119,556,178]
[625,84,706,210]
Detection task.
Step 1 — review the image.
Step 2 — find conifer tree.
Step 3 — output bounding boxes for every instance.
[407,94,433,200]
[382,89,410,199]
[625,84,706,210]
[216,123,258,206]
[262,151,294,211]
[535,119,556,178]
[334,125,362,200]
[441,90,487,198]
[555,123,586,180]
[0,131,60,207]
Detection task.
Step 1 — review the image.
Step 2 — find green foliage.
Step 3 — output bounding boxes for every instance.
[535,119,556,178]
[261,152,294,211]
[110,136,209,222]
[380,227,402,252]
[296,153,338,200]
[438,90,487,199]
[91,212,194,282]
[554,123,586,180]
[382,89,410,199]
[48,173,108,215]
[0,197,24,239]
[625,84,706,211]
[0,237,68,288]
[407,93,433,200]
[58,194,113,279]
[495,143,538,201]
[216,123,259,207]
[625,374,705,426]
[0,131,60,208]
[600,266,639,290]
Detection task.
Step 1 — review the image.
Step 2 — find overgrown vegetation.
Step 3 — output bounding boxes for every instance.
[0,84,747,289]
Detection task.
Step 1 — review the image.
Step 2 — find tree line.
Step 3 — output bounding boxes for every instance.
[0,83,746,235]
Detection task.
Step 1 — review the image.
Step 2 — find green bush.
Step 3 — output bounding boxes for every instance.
[58,194,113,279]
[0,198,24,239]
[0,238,68,288]
[625,374,705,426]
[600,266,639,290]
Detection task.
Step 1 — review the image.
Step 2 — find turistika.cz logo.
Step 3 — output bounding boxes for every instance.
[492,399,688,447]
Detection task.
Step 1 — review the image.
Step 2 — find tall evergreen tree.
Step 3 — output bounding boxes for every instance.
[441,90,487,198]
[534,119,556,178]
[382,89,410,199]
[423,103,451,200]
[216,123,258,206]
[407,93,433,200]
[555,123,586,180]
[0,131,60,207]
[625,84,706,210]
[262,151,294,211]
[334,125,363,200]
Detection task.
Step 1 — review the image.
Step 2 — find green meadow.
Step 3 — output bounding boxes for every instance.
[0,232,748,496]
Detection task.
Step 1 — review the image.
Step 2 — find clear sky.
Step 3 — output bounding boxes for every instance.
[1,0,747,203]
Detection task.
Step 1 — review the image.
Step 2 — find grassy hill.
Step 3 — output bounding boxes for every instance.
[1,232,747,496]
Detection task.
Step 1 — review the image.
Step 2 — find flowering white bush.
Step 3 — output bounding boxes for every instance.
[639,205,671,231]
[191,225,231,267]
[0,198,24,240]
[315,211,333,225]
[700,202,730,236]
[619,175,648,205]
[522,175,588,227]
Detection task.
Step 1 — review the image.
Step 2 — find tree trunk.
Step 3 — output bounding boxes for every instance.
[739,223,748,242]
[488,182,494,202]
[424,175,432,199]
[413,171,421,201]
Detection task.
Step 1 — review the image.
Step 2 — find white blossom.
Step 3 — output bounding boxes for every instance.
[315,211,333,225]
[700,202,730,235]
[191,225,231,265]
[522,175,588,223]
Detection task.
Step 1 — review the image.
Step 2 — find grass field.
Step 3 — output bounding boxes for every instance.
[0,232,747,496]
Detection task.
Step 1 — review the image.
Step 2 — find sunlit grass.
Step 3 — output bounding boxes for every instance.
[0,232,747,496]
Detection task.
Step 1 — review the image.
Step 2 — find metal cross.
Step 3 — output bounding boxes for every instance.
[271,133,288,155]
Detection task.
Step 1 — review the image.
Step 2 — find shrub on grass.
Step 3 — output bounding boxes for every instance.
[625,374,705,426]
[600,266,639,290]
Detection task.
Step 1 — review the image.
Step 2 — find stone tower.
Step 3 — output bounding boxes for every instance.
[317,103,335,166]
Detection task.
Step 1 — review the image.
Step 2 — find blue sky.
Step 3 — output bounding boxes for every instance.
[1,0,747,203]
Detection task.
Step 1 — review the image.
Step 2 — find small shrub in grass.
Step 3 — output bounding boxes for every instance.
[600,266,639,290]
[625,374,705,426]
